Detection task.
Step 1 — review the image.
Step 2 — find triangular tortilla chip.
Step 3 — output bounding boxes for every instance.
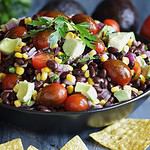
[61,135,88,150]
[90,119,150,150]
[27,145,38,150]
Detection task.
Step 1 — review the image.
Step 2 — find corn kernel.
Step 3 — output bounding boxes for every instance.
[32,90,37,101]
[67,85,74,94]
[132,87,138,94]
[43,83,49,87]
[141,54,147,59]
[58,52,64,56]
[14,100,21,107]
[88,50,97,56]
[22,53,28,59]
[68,65,73,71]
[15,52,23,58]
[84,70,90,78]
[24,17,32,24]
[123,45,129,53]
[55,57,62,64]
[41,72,48,81]
[138,90,143,95]
[41,67,51,73]
[36,73,41,81]
[15,42,26,52]
[16,66,24,75]
[65,32,77,39]
[128,39,133,47]
[99,99,107,105]
[122,57,129,65]
[81,64,88,72]
[111,86,120,93]
[140,75,146,83]
[100,54,109,62]
[88,78,94,85]
[131,69,135,76]
[13,84,19,93]
[66,74,76,84]
[0,73,6,80]
[61,83,66,87]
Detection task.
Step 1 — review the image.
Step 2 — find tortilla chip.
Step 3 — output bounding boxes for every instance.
[0,138,24,150]
[90,119,150,150]
[27,145,38,150]
[60,135,88,150]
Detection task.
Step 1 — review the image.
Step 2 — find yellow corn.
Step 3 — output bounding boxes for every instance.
[15,42,26,52]
[32,90,37,101]
[122,57,129,65]
[84,70,90,78]
[15,52,23,58]
[24,17,32,24]
[65,32,77,39]
[36,73,41,81]
[43,83,49,87]
[41,67,51,73]
[22,53,28,59]
[68,65,73,71]
[13,84,19,93]
[141,54,147,59]
[99,99,107,105]
[88,50,97,56]
[41,72,48,81]
[88,78,94,85]
[66,74,76,83]
[16,66,24,75]
[128,39,133,47]
[14,100,21,107]
[61,83,66,87]
[140,75,146,83]
[0,73,6,80]
[100,54,109,62]
[111,86,120,93]
[67,85,74,94]
[58,52,64,56]
[81,64,88,72]
[55,57,62,64]
[131,69,135,76]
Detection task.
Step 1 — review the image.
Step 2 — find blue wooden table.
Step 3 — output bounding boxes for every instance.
[0,0,150,149]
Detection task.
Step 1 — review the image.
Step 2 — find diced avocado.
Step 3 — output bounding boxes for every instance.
[75,82,99,104]
[15,80,35,102]
[108,32,135,52]
[114,88,131,102]
[0,38,22,55]
[63,38,85,59]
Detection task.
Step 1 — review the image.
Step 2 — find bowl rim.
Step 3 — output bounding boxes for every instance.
[0,88,149,116]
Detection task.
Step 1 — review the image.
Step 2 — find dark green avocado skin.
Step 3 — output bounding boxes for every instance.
[39,0,86,17]
[92,0,139,32]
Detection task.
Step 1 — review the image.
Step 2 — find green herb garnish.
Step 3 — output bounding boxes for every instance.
[77,55,99,63]
[50,74,59,82]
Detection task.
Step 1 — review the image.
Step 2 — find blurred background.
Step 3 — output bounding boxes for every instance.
[0,0,150,32]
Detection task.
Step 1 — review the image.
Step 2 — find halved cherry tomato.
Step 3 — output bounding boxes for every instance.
[32,52,51,69]
[140,16,150,40]
[6,26,27,38]
[37,83,67,106]
[2,74,18,90]
[95,39,105,54]
[103,19,120,32]
[32,30,51,50]
[72,14,99,34]
[64,94,89,112]
[133,61,141,79]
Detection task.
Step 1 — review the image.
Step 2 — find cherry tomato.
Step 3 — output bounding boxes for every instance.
[37,83,67,107]
[32,30,51,50]
[95,39,105,54]
[140,16,150,40]
[2,74,18,90]
[133,61,141,79]
[6,26,27,38]
[103,60,131,86]
[64,94,89,112]
[72,14,99,34]
[103,19,120,32]
[32,52,51,69]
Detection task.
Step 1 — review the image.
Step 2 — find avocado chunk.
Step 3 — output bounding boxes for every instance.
[75,82,99,104]
[63,38,85,59]
[0,38,22,55]
[15,80,35,102]
[108,32,135,52]
[114,88,131,102]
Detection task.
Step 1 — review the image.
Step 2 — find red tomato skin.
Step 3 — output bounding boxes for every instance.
[103,60,131,86]
[2,74,18,90]
[103,19,120,32]
[133,61,141,79]
[64,94,89,112]
[6,26,27,38]
[95,40,105,54]
[140,16,150,40]
[37,83,67,107]
[32,52,51,70]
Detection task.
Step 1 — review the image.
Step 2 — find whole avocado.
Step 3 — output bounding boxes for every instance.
[39,0,86,17]
[92,0,139,32]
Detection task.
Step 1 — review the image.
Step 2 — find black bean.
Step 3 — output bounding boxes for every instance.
[108,97,115,103]
[93,77,102,83]
[89,62,98,69]
[98,69,107,78]
[89,65,96,77]
[76,77,86,82]
[132,91,138,98]
[15,58,25,65]
[37,105,51,112]
[147,43,150,50]
[146,80,150,87]
[132,79,141,88]
[128,61,135,69]
[109,54,117,60]
[94,86,103,93]
[0,31,4,41]
[73,69,83,76]
[1,91,10,101]
[140,83,147,91]
[107,47,118,54]
[47,60,58,71]
[60,72,69,80]
[35,81,43,90]
[21,46,30,53]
